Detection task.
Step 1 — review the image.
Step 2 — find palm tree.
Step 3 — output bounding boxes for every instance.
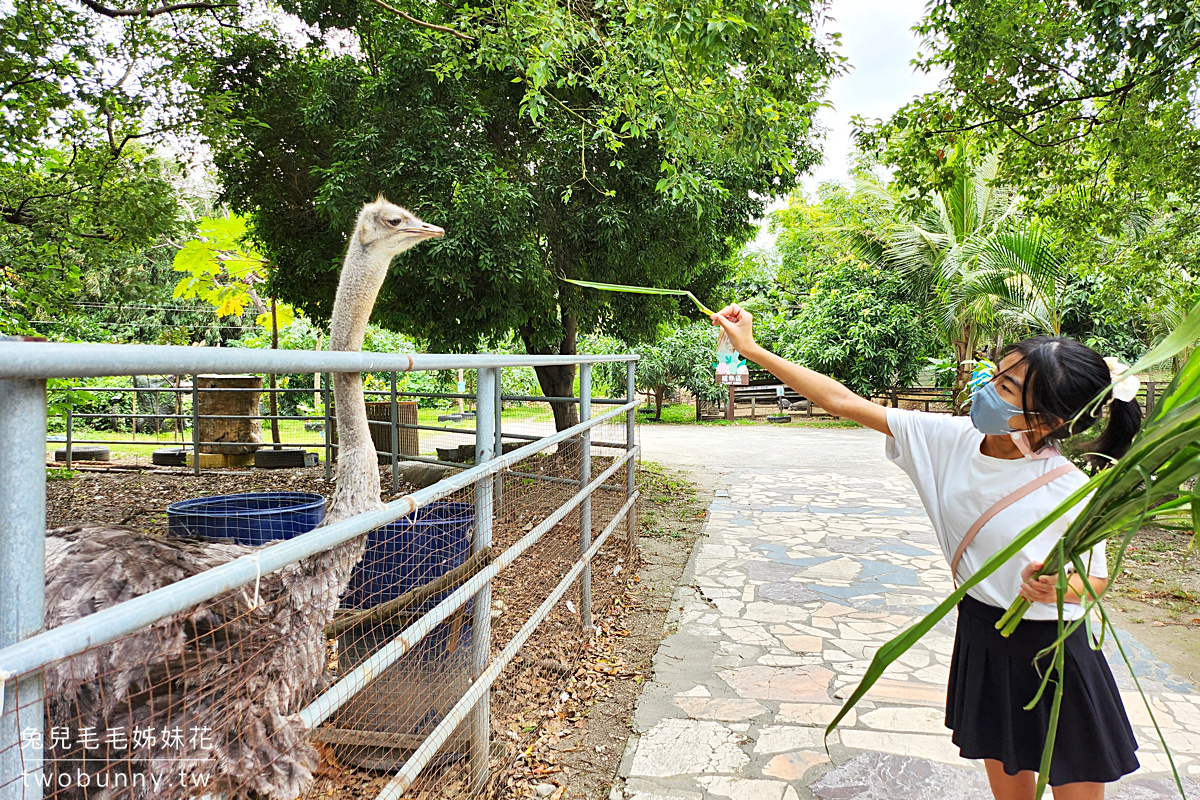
[880,144,1066,408]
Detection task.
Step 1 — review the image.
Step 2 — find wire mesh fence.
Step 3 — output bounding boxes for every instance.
[0,345,639,800]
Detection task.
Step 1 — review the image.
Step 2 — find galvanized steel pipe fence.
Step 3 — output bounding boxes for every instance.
[0,341,640,800]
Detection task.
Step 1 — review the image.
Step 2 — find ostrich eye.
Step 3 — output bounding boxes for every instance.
[386,217,404,227]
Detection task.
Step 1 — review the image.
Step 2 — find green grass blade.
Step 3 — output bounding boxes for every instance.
[562,278,716,316]
[1033,546,1071,799]
[1190,493,1199,560]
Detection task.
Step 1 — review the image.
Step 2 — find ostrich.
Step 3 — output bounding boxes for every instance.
[41,198,443,799]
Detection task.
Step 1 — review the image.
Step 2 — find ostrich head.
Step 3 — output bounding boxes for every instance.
[352,195,444,259]
[330,197,442,353]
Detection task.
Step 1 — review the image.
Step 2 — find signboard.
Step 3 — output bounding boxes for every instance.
[457,380,466,394]
[715,350,750,386]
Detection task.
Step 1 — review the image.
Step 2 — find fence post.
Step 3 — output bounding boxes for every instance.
[579,363,592,632]
[0,378,47,800]
[323,373,332,481]
[626,360,638,562]
[494,368,503,509]
[191,377,201,476]
[65,402,73,471]
[390,372,399,495]
[1145,380,1156,419]
[469,367,497,793]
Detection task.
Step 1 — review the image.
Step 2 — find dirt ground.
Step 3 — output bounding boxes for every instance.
[43,458,711,800]
[1105,524,1200,686]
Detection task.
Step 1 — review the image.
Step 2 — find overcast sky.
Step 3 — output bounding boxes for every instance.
[752,0,944,249]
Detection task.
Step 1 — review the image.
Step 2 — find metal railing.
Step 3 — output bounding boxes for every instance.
[0,340,640,800]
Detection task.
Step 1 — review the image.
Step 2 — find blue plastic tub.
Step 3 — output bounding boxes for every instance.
[342,500,475,611]
[167,492,326,546]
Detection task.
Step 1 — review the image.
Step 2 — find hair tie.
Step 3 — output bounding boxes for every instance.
[1103,357,1141,403]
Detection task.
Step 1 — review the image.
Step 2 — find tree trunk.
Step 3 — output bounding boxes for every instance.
[653,386,664,420]
[951,334,974,415]
[520,313,581,462]
[269,299,282,448]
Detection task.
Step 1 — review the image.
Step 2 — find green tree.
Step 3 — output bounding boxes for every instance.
[770,181,936,397]
[0,0,239,334]
[775,258,933,399]
[628,323,726,419]
[853,0,1200,349]
[207,0,840,431]
[0,144,182,334]
[857,0,1200,206]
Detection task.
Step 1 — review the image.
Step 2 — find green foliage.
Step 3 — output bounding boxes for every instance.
[631,322,727,416]
[204,0,838,391]
[228,316,453,410]
[412,0,843,200]
[857,0,1200,206]
[0,0,243,334]
[0,145,182,334]
[173,214,294,325]
[853,0,1200,363]
[770,181,936,396]
[777,259,933,397]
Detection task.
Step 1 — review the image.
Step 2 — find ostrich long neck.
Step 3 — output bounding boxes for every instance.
[326,238,389,523]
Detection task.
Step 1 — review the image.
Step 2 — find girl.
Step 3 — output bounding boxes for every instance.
[712,304,1141,800]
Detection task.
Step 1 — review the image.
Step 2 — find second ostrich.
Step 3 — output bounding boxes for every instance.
[42,198,443,799]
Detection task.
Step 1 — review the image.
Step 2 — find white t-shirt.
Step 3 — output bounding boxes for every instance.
[885,408,1106,621]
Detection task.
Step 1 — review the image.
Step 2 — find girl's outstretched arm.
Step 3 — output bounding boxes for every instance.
[712,304,892,436]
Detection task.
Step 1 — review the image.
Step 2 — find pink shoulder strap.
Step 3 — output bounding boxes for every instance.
[950,462,1079,586]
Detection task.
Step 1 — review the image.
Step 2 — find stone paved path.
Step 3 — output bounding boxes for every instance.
[616,446,1199,800]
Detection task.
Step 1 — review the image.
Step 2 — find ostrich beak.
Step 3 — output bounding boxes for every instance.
[406,222,444,239]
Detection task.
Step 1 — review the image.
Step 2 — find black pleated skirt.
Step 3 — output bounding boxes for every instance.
[945,595,1139,785]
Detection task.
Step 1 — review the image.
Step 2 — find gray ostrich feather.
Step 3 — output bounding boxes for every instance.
[41,199,443,800]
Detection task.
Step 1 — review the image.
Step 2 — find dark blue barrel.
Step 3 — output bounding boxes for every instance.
[342,501,475,611]
[167,492,326,546]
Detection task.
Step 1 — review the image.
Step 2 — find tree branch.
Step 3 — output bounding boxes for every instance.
[365,0,473,41]
[76,0,236,18]
[930,40,1200,139]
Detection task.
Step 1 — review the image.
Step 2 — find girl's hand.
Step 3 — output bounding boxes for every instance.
[712,304,756,353]
[1018,561,1060,604]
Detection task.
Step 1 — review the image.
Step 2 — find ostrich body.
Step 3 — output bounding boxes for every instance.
[41,199,443,799]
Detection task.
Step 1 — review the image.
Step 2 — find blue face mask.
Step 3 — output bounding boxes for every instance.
[969,381,1029,435]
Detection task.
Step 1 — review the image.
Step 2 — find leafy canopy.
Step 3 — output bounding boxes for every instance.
[770,183,937,397]
[857,0,1200,205]
[208,0,840,360]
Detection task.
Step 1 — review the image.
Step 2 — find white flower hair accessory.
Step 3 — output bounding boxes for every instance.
[1103,357,1141,403]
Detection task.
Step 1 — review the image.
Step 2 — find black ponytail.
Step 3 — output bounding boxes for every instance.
[1002,336,1143,470]
[1090,398,1143,466]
